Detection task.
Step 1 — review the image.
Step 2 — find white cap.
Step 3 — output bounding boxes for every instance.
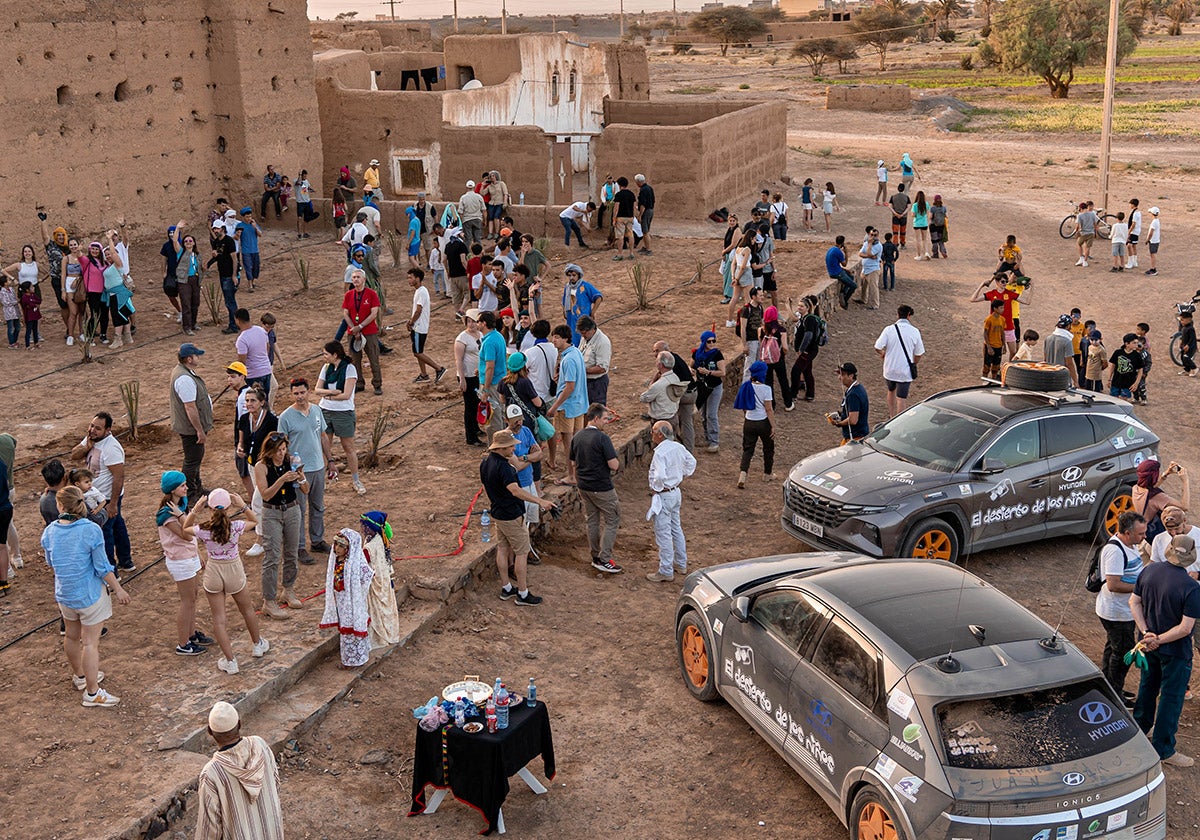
[466,180,476,189]
[506,404,524,419]
[369,158,379,165]
[1149,206,1160,215]
[212,220,225,229]
[208,488,232,510]
[877,160,885,166]
[208,701,240,733]
[224,209,236,218]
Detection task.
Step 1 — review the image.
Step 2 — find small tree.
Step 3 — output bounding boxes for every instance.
[849,7,918,70]
[793,38,842,75]
[831,39,859,73]
[988,0,1136,98]
[928,0,965,30]
[753,4,786,22]
[688,7,768,55]
[976,0,998,28]
[334,10,358,20]
[1164,0,1194,34]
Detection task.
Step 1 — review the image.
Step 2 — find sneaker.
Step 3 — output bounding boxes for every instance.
[591,558,623,574]
[221,327,239,335]
[515,590,543,606]
[646,571,675,582]
[434,367,448,384]
[297,551,316,566]
[499,585,517,601]
[1074,258,1085,266]
[66,335,74,346]
[1145,268,1157,276]
[352,476,366,495]
[191,630,215,646]
[217,657,240,675]
[413,373,430,383]
[246,543,265,557]
[612,255,623,261]
[82,688,120,708]
[1081,260,1088,267]
[117,560,136,572]
[706,445,719,453]
[176,312,183,323]
[263,601,291,620]
[374,387,383,396]
[1163,751,1195,767]
[252,637,271,657]
[72,671,105,691]
[784,403,795,412]
[175,641,207,656]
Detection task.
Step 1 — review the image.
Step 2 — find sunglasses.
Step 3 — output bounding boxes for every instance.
[268,432,288,443]
[705,339,717,344]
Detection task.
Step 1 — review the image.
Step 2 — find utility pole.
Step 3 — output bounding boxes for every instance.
[620,0,625,37]
[454,0,459,32]
[1098,0,1120,213]
[673,0,678,32]
[501,0,507,34]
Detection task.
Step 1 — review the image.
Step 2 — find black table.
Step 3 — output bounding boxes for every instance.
[409,700,556,835]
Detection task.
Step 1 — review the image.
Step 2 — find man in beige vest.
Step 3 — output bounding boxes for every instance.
[169,343,214,500]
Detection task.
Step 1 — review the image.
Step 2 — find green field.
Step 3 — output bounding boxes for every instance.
[963,98,1200,136]
[825,60,1198,90]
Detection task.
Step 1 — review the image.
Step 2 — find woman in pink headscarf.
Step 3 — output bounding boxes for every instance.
[1132,458,1190,543]
[759,306,794,411]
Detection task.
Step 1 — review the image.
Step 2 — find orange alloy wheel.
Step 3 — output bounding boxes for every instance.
[681,624,709,688]
[1105,494,1134,536]
[857,801,899,840]
[912,529,953,561]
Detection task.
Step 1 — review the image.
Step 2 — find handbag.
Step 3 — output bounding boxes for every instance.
[894,324,918,380]
[163,275,179,297]
[506,382,554,442]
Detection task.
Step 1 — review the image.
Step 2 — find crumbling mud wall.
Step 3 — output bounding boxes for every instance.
[825,84,912,112]
[0,0,321,246]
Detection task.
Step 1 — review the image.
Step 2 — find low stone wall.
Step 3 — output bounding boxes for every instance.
[826,84,911,112]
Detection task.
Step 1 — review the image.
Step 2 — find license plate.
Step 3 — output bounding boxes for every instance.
[792,514,824,538]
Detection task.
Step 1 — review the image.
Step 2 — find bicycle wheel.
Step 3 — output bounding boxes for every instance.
[1059,215,1077,239]
[1170,332,1183,367]
[1096,214,1116,240]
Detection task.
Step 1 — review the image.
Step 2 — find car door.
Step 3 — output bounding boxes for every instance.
[1041,414,1112,535]
[720,589,823,752]
[787,613,890,798]
[966,418,1049,549]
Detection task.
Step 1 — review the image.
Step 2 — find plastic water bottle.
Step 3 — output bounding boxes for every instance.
[496,683,510,729]
[481,509,491,543]
[519,192,525,205]
[454,697,466,728]
[527,677,537,707]
[290,455,303,473]
[485,697,497,733]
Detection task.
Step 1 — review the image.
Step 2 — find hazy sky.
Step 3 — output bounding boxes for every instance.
[308,0,715,19]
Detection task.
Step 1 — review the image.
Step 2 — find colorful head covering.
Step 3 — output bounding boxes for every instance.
[320,529,373,650]
[763,306,779,324]
[1136,459,1160,488]
[693,330,719,366]
[733,362,768,411]
[564,263,583,279]
[361,510,392,544]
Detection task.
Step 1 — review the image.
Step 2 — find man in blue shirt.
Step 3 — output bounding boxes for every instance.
[561,263,602,345]
[1131,533,1200,766]
[833,362,869,441]
[477,312,508,431]
[261,165,282,219]
[236,208,262,293]
[825,236,856,309]
[277,378,333,563]
[546,325,589,485]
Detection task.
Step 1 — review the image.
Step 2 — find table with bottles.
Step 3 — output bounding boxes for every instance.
[408,696,556,835]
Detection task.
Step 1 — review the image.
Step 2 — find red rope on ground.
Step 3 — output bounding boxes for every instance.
[398,486,485,561]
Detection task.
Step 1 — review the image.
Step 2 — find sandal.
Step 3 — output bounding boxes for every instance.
[553,477,576,487]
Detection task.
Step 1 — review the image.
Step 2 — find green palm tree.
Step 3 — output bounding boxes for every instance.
[929,0,965,28]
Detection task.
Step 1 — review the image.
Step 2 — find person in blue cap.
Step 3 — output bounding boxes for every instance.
[733,360,775,489]
[361,511,400,648]
[405,206,422,270]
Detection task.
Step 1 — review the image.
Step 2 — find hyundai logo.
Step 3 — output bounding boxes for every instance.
[883,470,913,479]
[1063,772,1086,787]
[1061,466,1083,482]
[1079,701,1112,725]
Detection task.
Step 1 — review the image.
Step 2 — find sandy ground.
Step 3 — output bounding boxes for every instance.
[4,44,1200,839]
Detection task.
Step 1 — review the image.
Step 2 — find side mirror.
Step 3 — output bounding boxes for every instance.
[730,596,750,622]
[973,458,1005,475]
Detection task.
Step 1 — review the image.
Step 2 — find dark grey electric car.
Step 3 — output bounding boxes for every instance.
[782,385,1158,564]
[676,553,1166,840]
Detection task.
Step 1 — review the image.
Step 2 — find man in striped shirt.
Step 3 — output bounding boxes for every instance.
[195,702,284,839]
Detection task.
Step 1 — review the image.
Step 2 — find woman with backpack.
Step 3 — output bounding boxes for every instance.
[759,306,793,411]
[789,295,824,403]
[1132,459,1190,544]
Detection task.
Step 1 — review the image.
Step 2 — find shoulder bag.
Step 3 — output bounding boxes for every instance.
[894,324,918,380]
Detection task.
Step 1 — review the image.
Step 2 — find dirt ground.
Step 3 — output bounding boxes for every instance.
[4,42,1200,839]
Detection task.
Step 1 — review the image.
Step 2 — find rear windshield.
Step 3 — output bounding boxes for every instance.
[868,404,992,472]
[935,679,1138,770]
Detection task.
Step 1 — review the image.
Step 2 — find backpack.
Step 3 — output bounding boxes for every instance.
[815,315,829,347]
[1085,538,1123,593]
[759,334,781,364]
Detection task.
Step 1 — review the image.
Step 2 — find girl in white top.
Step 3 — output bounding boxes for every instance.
[428,242,446,298]
[734,360,776,489]
[3,245,42,297]
[454,314,483,444]
[822,182,839,232]
[725,229,757,328]
[315,340,365,495]
[1146,207,1161,276]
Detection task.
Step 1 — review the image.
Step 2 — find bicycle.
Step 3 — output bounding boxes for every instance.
[1059,201,1116,241]
[1168,298,1198,367]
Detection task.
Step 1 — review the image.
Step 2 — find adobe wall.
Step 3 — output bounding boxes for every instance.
[442,35,524,87]
[765,20,853,40]
[603,43,652,101]
[0,0,320,246]
[310,21,431,51]
[439,126,554,206]
[604,99,746,127]
[826,84,912,112]
[314,49,375,92]
[593,101,787,219]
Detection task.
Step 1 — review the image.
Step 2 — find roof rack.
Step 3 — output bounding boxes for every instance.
[978,378,1096,408]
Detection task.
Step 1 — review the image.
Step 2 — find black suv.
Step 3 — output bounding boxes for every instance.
[782,382,1158,564]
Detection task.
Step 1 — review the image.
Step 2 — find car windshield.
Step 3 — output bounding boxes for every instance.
[867,404,992,472]
[935,678,1139,770]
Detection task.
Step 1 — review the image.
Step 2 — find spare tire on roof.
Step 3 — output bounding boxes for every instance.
[1001,360,1072,391]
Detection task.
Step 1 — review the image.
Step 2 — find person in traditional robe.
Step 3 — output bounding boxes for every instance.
[195,701,284,840]
[361,510,400,649]
[319,529,373,668]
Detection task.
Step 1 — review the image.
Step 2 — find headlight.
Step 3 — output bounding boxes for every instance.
[842,503,896,515]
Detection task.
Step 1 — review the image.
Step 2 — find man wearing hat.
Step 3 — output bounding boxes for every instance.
[207,220,239,335]
[875,159,889,205]
[363,158,381,196]
[1130,533,1200,767]
[480,428,557,606]
[1145,206,1161,276]
[1042,313,1080,386]
[195,701,284,839]
[170,344,214,501]
[1151,507,1200,573]
[832,362,869,441]
[458,180,485,245]
[235,208,262,293]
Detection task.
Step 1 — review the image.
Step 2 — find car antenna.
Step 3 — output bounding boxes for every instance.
[1043,517,1112,653]
[936,558,974,674]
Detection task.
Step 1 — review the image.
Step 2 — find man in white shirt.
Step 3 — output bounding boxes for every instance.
[874,159,888,205]
[576,316,612,409]
[406,268,447,385]
[359,199,381,237]
[645,422,696,583]
[523,320,556,401]
[458,181,486,245]
[873,304,924,417]
[1145,206,1161,276]
[1125,198,1143,270]
[70,412,131,572]
[559,201,596,249]
[1094,510,1147,703]
[340,212,371,256]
